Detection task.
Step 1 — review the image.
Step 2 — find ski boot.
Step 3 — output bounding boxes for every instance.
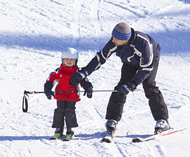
[102,119,118,143]
[62,131,74,141]
[154,119,171,134]
[50,128,63,140]
[106,119,118,134]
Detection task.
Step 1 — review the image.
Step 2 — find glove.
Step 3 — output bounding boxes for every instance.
[83,82,93,98]
[70,70,89,87]
[45,90,54,100]
[84,87,93,98]
[44,82,54,100]
[117,81,137,95]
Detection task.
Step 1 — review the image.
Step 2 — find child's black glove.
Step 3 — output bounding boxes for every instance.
[44,82,54,100]
[45,90,54,100]
[83,82,93,98]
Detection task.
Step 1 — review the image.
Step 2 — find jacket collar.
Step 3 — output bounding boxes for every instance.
[60,64,79,71]
[127,28,136,45]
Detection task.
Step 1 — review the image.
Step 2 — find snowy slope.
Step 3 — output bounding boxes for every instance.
[0,0,190,156]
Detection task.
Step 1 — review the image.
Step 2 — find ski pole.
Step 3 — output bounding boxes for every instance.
[22,90,117,113]
[24,90,117,94]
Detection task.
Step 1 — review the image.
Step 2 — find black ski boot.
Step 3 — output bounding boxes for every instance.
[106,119,118,134]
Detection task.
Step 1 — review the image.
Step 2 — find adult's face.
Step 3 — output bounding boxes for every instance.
[112,37,128,46]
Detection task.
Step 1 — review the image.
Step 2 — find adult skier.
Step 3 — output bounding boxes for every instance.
[69,22,171,137]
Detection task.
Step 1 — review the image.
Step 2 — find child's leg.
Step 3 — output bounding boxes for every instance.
[52,100,66,132]
[65,101,78,130]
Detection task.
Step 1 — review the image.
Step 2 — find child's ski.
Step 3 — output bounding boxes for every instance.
[61,135,74,141]
[50,135,62,140]
[132,128,187,142]
[50,133,64,140]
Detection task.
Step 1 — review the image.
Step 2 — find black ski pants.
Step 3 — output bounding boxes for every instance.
[52,100,78,129]
[105,60,169,121]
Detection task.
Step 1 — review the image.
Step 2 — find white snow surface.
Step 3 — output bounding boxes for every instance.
[1,0,190,156]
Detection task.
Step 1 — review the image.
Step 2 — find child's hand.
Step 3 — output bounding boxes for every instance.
[84,87,93,98]
[44,82,54,100]
[45,90,54,100]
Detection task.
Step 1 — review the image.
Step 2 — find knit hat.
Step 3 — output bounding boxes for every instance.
[112,22,131,40]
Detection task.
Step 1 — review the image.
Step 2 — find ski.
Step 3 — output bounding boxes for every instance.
[50,136,62,140]
[101,129,117,143]
[61,135,74,141]
[50,133,64,140]
[61,138,70,141]
[132,128,187,143]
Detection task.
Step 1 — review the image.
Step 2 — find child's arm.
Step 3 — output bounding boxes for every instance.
[44,82,54,100]
[46,68,60,83]
[44,68,60,100]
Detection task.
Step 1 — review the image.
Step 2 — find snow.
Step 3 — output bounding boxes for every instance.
[0,0,190,156]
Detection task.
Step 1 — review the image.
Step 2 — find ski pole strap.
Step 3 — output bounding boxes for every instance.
[22,94,28,112]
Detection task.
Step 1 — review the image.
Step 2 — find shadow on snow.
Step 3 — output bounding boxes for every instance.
[0,132,105,141]
[0,136,50,141]
[0,29,190,54]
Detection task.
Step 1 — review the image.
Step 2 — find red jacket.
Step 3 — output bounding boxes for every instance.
[46,64,80,101]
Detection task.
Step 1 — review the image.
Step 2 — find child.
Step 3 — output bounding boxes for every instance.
[44,47,93,140]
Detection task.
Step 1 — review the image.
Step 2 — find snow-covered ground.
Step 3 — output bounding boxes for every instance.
[1,0,190,156]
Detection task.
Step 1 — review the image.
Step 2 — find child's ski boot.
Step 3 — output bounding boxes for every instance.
[50,128,63,140]
[61,131,74,141]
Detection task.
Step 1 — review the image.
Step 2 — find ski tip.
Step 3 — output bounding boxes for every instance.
[62,139,71,141]
[50,137,59,140]
[132,138,142,143]
[101,138,112,143]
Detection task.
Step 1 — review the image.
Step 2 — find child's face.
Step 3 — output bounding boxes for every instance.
[63,58,76,67]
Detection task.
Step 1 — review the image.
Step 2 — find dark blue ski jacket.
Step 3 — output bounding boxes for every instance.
[83,28,161,85]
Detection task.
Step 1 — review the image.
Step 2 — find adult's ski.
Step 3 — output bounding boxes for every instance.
[132,128,187,143]
[101,129,117,143]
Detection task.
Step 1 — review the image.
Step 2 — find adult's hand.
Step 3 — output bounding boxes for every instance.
[70,70,88,87]
[117,81,137,95]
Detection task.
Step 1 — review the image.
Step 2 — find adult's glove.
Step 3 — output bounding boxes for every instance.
[44,82,54,100]
[70,70,89,87]
[83,82,93,98]
[117,81,137,95]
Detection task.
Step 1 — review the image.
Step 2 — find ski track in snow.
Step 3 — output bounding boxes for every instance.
[1,0,190,156]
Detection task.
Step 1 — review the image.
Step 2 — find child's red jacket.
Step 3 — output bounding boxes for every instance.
[46,64,81,102]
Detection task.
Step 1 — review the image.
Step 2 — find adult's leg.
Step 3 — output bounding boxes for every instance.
[105,64,137,121]
[143,60,168,120]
